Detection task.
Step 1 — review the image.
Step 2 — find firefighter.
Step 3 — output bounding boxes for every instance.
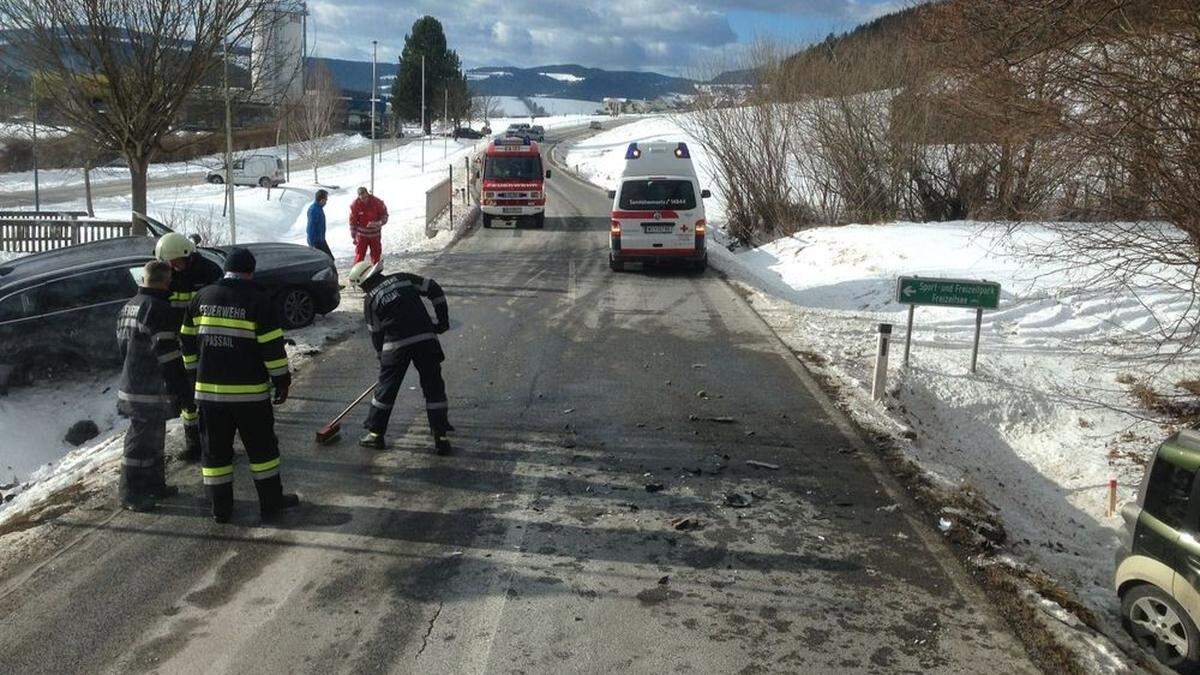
[348,259,453,454]
[115,261,194,512]
[155,231,221,463]
[180,248,299,523]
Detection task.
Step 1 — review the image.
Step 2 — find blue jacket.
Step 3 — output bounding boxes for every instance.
[306,201,326,246]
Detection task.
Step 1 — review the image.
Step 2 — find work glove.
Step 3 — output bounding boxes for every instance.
[273,383,289,405]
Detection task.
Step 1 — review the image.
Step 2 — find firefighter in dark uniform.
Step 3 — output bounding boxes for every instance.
[115,261,194,512]
[155,232,221,463]
[348,259,453,454]
[180,248,299,523]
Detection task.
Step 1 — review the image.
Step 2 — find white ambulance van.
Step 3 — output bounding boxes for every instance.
[607,142,710,272]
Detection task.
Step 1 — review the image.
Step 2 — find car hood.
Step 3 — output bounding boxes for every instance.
[216,242,330,274]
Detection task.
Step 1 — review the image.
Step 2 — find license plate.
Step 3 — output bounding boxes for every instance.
[502,207,522,214]
[499,193,524,199]
[643,224,674,234]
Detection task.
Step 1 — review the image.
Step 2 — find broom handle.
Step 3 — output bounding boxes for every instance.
[331,385,376,426]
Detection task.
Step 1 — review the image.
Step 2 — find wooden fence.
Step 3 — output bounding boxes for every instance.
[0,215,134,254]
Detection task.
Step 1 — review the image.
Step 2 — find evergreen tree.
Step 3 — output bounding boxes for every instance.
[392,16,466,134]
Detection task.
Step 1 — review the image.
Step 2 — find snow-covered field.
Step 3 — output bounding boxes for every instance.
[0,133,372,194]
[564,115,1180,668]
[480,96,603,118]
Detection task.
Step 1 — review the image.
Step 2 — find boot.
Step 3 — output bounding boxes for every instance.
[359,431,386,450]
[435,436,452,456]
[261,493,301,522]
[121,494,157,513]
[152,484,180,499]
[178,423,202,463]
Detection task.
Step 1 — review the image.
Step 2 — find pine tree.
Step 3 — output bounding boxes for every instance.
[392,16,465,134]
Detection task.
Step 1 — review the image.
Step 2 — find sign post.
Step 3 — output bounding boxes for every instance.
[895,276,1001,374]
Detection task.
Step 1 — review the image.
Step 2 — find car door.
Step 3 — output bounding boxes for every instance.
[232,158,247,185]
[23,264,142,363]
[1174,456,1200,621]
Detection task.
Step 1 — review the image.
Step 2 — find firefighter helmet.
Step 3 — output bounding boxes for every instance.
[155,232,196,262]
[348,260,383,286]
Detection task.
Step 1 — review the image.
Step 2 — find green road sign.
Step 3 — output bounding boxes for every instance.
[896,276,1001,310]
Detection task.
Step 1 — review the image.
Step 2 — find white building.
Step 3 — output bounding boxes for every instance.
[251,0,307,105]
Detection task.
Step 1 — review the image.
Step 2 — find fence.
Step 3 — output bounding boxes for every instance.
[0,215,134,253]
[425,167,454,237]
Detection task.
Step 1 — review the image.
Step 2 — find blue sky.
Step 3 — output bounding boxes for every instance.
[307,1,907,76]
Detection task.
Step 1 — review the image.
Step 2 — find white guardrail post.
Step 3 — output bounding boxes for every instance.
[871,323,892,402]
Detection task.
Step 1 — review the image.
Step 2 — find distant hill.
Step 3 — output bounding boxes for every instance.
[306,56,397,96]
[465,64,695,101]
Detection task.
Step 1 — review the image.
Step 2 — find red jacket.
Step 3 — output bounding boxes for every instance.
[349,195,388,239]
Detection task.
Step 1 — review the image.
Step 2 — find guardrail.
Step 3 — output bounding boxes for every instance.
[424,168,455,237]
[0,215,133,253]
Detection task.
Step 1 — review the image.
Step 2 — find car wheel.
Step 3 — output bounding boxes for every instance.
[1122,584,1200,671]
[208,175,224,185]
[692,258,708,273]
[258,177,272,188]
[609,256,624,272]
[482,214,493,229]
[278,287,316,328]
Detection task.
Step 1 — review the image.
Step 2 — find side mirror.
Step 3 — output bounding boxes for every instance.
[545,169,552,179]
[607,190,616,199]
[701,189,712,199]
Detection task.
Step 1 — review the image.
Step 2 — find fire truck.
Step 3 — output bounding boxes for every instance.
[479,137,551,228]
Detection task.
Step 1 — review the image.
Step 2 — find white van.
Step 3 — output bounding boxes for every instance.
[206,154,285,188]
[607,142,710,272]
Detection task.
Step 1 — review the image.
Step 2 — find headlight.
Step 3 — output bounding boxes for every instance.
[312,266,336,283]
[484,192,496,199]
[529,191,542,200]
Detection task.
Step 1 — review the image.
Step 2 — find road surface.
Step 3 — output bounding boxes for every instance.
[0,127,1039,673]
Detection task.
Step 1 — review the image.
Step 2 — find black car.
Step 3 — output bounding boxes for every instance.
[0,215,339,387]
[453,127,485,140]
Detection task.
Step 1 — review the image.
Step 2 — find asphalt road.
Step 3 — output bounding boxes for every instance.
[0,128,1040,673]
[0,137,405,209]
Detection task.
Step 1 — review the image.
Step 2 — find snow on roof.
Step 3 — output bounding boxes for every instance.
[540,72,585,83]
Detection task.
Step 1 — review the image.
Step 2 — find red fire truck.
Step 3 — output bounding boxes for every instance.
[479,137,551,228]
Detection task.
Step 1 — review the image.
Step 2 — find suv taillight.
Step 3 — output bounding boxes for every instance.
[610,220,621,236]
[695,219,707,235]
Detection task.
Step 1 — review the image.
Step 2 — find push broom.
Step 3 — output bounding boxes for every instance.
[315,384,376,445]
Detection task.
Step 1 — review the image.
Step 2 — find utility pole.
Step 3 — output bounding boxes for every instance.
[444,88,448,159]
[31,90,39,211]
[370,40,377,193]
[223,41,237,244]
[419,55,428,171]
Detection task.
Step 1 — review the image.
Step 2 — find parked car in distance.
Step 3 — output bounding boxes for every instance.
[206,154,285,188]
[505,123,531,139]
[0,214,339,389]
[453,127,486,140]
[528,125,545,142]
[590,120,603,130]
[481,125,492,135]
[1115,429,1200,671]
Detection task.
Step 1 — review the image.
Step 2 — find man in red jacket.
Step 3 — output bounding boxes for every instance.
[350,187,389,264]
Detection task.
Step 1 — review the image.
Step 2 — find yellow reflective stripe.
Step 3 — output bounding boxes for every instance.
[202,465,234,477]
[263,357,289,370]
[180,409,199,420]
[257,328,284,343]
[182,354,198,364]
[196,316,257,331]
[194,381,270,394]
[180,324,198,335]
[250,458,280,473]
[169,291,194,301]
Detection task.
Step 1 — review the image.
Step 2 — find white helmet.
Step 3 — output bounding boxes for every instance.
[155,232,196,262]
[348,260,383,286]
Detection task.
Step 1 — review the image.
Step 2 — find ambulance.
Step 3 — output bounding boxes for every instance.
[480,136,550,228]
[608,142,710,271]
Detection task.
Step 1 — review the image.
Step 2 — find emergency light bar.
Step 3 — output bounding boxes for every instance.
[495,136,531,146]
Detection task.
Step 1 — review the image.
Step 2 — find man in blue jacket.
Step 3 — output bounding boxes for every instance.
[307,190,331,258]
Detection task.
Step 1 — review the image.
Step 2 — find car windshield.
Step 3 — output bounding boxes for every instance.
[485,156,543,181]
[619,179,697,211]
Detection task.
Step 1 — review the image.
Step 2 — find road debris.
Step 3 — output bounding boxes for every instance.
[658,575,670,585]
[696,389,708,399]
[562,408,575,414]
[938,517,953,532]
[724,492,753,508]
[668,516,702,531]
[688,414,737,424]
[745,460,780,470]
[644,482,665,493]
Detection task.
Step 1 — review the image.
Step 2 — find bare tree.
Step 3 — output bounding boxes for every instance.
[294,63,341,184]
[0,0,272,234]
[474,93,501,127]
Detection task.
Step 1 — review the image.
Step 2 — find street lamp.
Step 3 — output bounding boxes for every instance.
[370,40,377,193]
